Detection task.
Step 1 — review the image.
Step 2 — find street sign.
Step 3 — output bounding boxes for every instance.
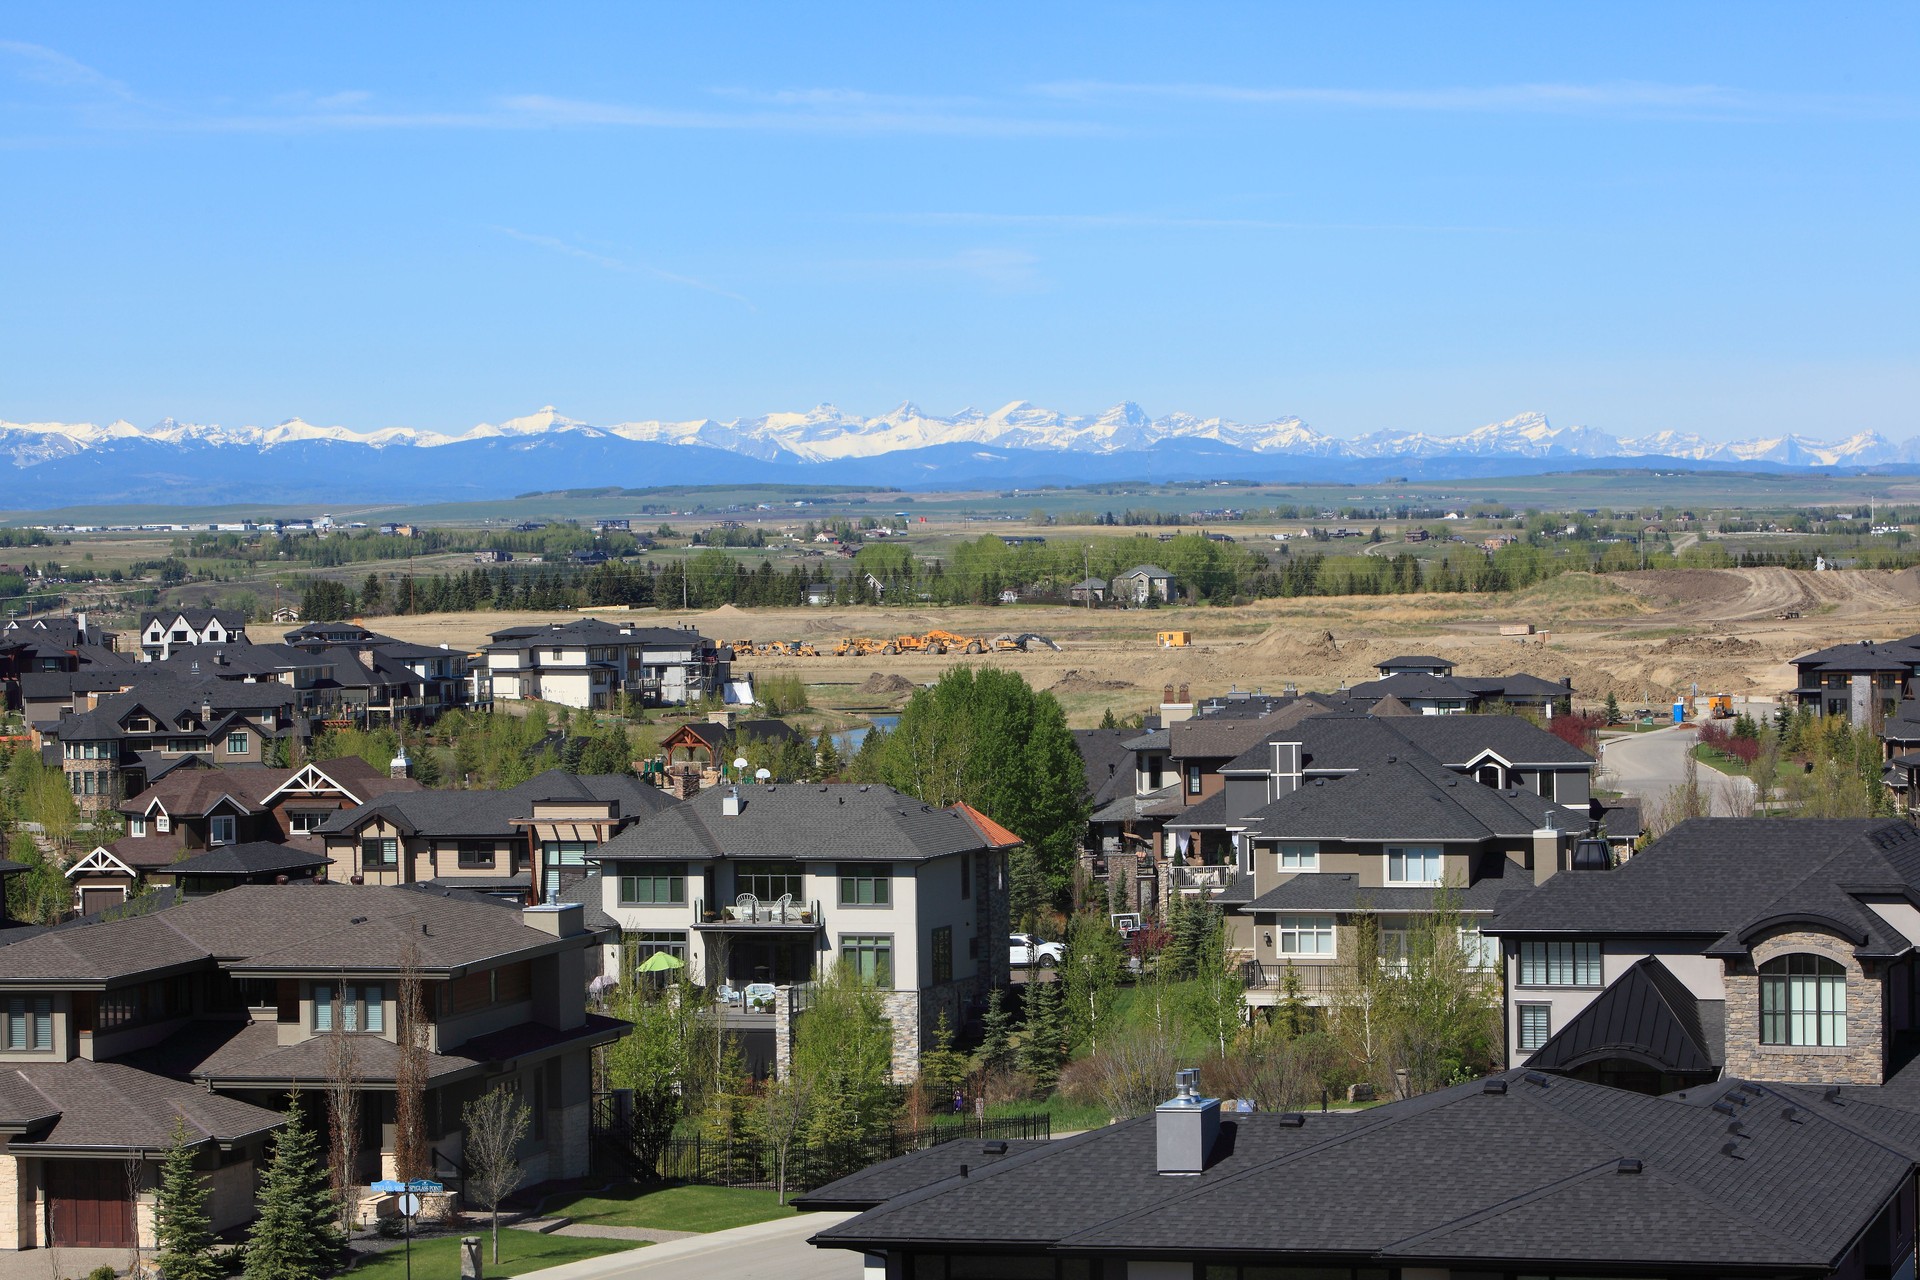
[399,1193,422,1218]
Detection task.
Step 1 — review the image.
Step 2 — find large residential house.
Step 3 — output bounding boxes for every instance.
[1214,715,1593,1009]
[1791,638,1920,725]
[482,619,730,710]
[318,770,676,903]
[47,677,298,810]
[282,622,474,722]
[0,884,621,1252]
[136,608,248,661]
[1110,563,1175,605]
[66,757,421,914]
[0,614,125,713]
[588,783,1015,1079]
[1343,654,1576,717]
[1490,817,1920,1094]
[807,1066,1920,1280]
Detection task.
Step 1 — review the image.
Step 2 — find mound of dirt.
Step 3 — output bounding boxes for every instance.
[855,672,917,697]
[1658,634,1768,656]
[700,604,751,620]
[1050,669,1136,694]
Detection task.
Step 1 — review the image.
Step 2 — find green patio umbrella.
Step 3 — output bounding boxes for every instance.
[636,951,685,973]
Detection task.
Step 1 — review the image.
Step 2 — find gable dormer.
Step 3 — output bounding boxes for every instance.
[1462,747,1515,790]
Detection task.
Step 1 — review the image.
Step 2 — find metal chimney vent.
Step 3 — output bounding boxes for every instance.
[1155,1068,1220,1175]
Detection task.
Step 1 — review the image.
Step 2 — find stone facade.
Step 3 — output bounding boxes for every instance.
[1722,928,1886,1085]
[880,990,924,1080]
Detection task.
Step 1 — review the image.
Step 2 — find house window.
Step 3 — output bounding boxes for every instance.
[1147,758,1163,790]
[1276,842,1318,871]
[737,860,804,902]
[931,926,953,984]
[1385,845,1444,885]
[361,837,399,869]
[1187,765,1202,796]
[313,983,385,1033]
[209,815,236,846]
[619,866,686,906]
[226,731,249,755]
[540,841,595,875]
[1458,923,1499,969]
[288,811,328,835]
[1275,915,1335,956]
[1760,954,1847,1047]
[1518,1003,1551,1052]
[623,931,688,980]
[960,854,972,901]
[1518,940,1602,987]
[840,935,894,988]
[1537,771,1557,801]
[456,842,496,869]
[839,863,890,907]
[155,813,171,834]
[4,997,52,1052]
[129,818,146,838]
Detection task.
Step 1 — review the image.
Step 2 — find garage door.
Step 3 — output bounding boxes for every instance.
[48,1161,135,1248]
[79,888,124,917]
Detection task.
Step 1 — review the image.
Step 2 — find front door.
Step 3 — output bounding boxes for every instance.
[48,1160,136,1247]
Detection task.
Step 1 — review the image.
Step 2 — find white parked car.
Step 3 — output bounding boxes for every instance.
[1010,933,1065,968]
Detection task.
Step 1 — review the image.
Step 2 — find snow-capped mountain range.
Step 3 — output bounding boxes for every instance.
[0,403,1912,506]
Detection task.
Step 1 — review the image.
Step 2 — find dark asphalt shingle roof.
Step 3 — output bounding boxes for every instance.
[1242,760,1557,843]
[816,1071,1919,1271]
[1246,868,1515,914]
[592,783,995,863]
[1489,818,1920,950]
[1,1058,284,1151]
[318,769,674,837]
[794,1139,1049,1210]
[168,841,329,878]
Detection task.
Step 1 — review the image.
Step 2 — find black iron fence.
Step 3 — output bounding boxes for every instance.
[590,1094,1050,1191]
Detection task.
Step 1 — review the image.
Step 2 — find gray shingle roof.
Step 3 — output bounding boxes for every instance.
[794,1138,1049,1210]
[591,783,994,863]
[2,1058,284,1151]
[318,770,674,837]
[815,1071,1919,1271]
[1245,868,1515,914]
[1242,761,1557,843]
[168,841,329,878]
[1489,818,1920,949]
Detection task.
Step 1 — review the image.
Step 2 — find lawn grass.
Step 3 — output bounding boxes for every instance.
[349,1231,638,1280]
[984,1095,1112,1133]
[541,1182,796,1233]
[1690,743,1751,776]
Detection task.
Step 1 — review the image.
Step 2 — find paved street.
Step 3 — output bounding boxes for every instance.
[517,1212,863,1280]
[1598,722,1755,819]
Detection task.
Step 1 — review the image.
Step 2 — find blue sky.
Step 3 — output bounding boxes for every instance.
[2,3,1914,441]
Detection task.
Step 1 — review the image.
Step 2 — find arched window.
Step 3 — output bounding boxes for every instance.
[1759,954,1846,1047]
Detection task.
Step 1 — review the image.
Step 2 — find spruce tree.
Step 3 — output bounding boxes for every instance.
[1020,979,1067,1092]
[155,1118,219,1280]
[245,1095,340,1280]
[978,988,1016,1075]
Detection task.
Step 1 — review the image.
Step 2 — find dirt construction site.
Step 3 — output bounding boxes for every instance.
[374,568,1920,725]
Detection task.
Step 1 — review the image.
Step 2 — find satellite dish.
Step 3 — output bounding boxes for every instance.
[755,768,772,781]
[732,757,749,771]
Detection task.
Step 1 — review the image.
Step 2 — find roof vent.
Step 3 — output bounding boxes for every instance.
[1523,1071,1551,1088]
[1313,778,1325,787]
[1277,1112,1306,1127]
[1483,1079,1508,1095]
[981,1141,1007,1155]
[1721,1141,1745,1160]
[1711,1102,1737,1117]
[959,1164,969,1178]
[1616,1158,1643,1175]
[1824,1086,1846,1106]
[1726,1120,1746,1137]
[1781,1106,1804,1123]
[349,916,368,925]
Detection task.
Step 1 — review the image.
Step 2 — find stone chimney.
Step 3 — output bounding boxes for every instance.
[1156,1069,1221,1175]
[389,749,411,779]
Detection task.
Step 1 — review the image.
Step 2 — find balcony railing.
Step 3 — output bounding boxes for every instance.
[694,895,822,928]
[1243,961,1340,997]
[1171,864,1234,891]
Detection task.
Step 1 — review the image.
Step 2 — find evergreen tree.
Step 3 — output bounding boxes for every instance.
[1019,977,1068,1092]
[1098,707,1119,729]
[245,1095,339,1280]
[810,729,845,781]
[1603,691,1621,725]
[977,988,1016,1075]
[154,1118,219,1280]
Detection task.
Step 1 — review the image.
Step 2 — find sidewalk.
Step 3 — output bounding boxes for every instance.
[509,1211,859,1280]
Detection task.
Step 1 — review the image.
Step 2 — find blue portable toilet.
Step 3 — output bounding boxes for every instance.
[1672,700,1686,724]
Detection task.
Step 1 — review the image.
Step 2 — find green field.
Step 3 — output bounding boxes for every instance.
[538,1182,796,1232]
